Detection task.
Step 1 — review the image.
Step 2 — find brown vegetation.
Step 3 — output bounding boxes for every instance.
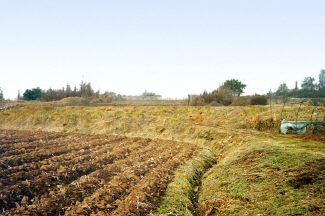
[189,87,234,106]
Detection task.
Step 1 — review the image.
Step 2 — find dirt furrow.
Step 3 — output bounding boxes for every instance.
[65,144,194,215]
[20,139,157,215]
[0,138,148,212]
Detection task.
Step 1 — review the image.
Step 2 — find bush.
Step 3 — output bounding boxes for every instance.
[231,95,267,106]
[209,101,223,107]
[23,87,42,101]
[231,96,251,106]
[251,95,267,105]
[189,87,233,106]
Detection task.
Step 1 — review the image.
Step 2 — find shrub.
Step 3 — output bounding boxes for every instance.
[90,99,103,104]
[231,95,268,106]
[231,96,251,106]
[209,101,223,107]
[251,95,267,105]
[189,87,233,106]
[23,87,42,101]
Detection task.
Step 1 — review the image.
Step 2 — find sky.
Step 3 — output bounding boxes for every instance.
[1,0,325,100]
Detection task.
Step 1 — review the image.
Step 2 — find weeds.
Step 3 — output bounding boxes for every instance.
[199,147,325,215]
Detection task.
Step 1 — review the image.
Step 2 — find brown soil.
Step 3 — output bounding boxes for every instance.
[0,129,196,215]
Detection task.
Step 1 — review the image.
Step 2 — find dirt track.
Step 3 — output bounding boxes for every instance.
[0,129,196,215]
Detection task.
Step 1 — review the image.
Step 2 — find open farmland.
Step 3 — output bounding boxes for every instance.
[0,129,198,215]
[0,103,324,215]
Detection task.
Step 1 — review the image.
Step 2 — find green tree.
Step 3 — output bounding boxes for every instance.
[319,70,325,90]
[318,70,325,98]
[276,82,289,102]
[79,81,94,98]
[222,79,246,97]
[0,88,3,100]
[276,82,289,96]
[23,87,42,101]
[301,77,315,92]
[65,83,72,97]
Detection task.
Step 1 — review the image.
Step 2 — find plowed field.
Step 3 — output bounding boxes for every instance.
[0,129,196,215]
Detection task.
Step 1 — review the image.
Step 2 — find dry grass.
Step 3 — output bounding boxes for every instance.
[156,149,216,215]
[1,102,324,215]
[199,146,325,215]
[0,105,241,143]
[196,129,325,215]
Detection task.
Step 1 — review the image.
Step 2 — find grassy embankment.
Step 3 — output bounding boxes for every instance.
[0,103,324,215]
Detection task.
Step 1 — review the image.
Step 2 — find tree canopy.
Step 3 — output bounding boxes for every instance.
[301,77,315,92]
[23,87,42,101]
[276,83,289,96]
[319,70,325,90]
[0,88,3,100]
[222,79,246,97]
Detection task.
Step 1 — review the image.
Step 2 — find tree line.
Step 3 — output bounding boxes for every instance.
[275,70,325,99]
[21,82,163,102]
[188,79,261,106]
[3,69,324,104]
[22,82,99,101]
[11,78,252,105]
[0,88,3,100]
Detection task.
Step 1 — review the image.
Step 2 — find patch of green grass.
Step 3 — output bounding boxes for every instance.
[230,192,250,202]
[242,109,249,115]
[258,148,316,169]
[67,114,78,120]
[274,136,325,152]
[282,108,289,113]
[33,117,40,123]
[42,106,52,110]
[176,108,190,115]
[199,147,324,215]
[39,111,48,116]
[136,112,145,117]
[198,134,214,141]
[259,106,267,112]
[168,118,179,123]
[156,149,216,215]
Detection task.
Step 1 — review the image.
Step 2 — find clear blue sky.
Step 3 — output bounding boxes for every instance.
[1,0,324,99]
